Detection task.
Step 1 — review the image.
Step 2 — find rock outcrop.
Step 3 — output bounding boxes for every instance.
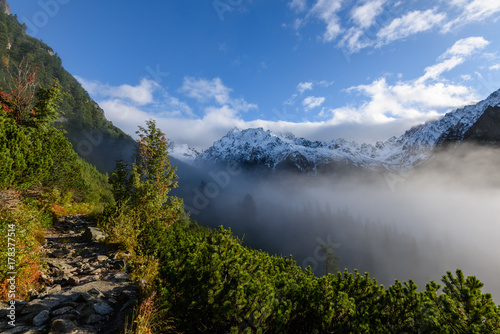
[0,0,10,15]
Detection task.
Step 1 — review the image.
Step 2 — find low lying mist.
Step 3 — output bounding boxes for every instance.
[172,143,500,301]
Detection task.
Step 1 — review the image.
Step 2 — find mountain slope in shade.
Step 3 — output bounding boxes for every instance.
[195,88,500,173]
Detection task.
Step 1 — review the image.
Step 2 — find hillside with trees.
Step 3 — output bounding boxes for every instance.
[0,9,135,173]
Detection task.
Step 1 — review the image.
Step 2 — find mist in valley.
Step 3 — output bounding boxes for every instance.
[171,143,500,301]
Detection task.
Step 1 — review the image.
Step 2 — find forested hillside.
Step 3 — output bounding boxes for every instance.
[0,10,135,172]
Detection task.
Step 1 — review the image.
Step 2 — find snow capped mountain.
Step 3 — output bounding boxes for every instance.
[168,142,201,164]
[194,88,500,173]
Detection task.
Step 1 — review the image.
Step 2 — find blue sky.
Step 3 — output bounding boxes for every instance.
[11,0,500,149]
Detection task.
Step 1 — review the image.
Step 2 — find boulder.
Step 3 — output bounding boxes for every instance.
[82,227,107,243]
[32,309,50,326]
[94,302,113,315]
[49,318,76,333]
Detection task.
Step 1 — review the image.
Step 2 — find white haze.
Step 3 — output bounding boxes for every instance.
[178,144,500,301]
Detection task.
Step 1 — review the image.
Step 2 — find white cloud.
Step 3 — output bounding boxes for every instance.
[309,0,344,42]
[76,77,158,106]
[289,0,307,12]
[180,77,232,105]
[76,76,195,118]
[441,36,490,58]
[417,57,465,84]
[376,9,447,46]
[180,77,257,112]
[416,37,489,84]
[289,0,498,55]
[339,27,374,53]
[331,36,486,127]
[163,96,194,117]
[303,96,326,110]
[447,0,469,7]
[337,77,476,127]
[351,0,387,29]
[490,64,500,70]
[297,81,314,93]
[443,0,500,32]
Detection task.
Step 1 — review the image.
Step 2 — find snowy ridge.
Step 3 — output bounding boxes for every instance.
[168,142,200,164]
[195,89,500,172]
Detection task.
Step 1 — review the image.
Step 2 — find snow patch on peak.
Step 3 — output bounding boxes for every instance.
[168,142,200,165]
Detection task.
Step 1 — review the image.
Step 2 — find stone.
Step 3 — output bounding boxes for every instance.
[49,248,72,258]
[87,288,104,298]
[51,313,77,322]
[74,292,93,303]
[29,289,40,299]
[32,309,50,326]
[86,314,103,324]
[24,329,46,334]
[82,227,107,243]
[39,273,53,284]
[3,326,34,334]
[50,318,76,333]
[107,297,117,304]
[46,284,62,295]
[52,284,62,292]
[52,268,66,277]
[22,297,63,314]
[52,306,74,316]
[96,255,108,262]
[68,277,79,286]
[77,303,96,317]
[0,301,9,318]
[91,268,102,275]
[93,302,113,315]
[111,272,130,281]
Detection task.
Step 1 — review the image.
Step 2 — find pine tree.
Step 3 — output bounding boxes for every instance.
[319,242,341,275]
[109,119,183,231]
[109,159,131,206]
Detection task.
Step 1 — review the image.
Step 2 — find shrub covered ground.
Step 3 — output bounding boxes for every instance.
[100,120,500,334]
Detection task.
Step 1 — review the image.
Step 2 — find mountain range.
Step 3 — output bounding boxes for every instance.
[168,89,500,174]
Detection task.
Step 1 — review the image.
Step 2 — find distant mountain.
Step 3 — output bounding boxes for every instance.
[195,89,500,174]
[168,142,200,164]
[0,7,136,172]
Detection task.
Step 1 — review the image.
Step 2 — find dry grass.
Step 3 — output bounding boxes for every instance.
[124,291,176,334]
[0,199,49,300]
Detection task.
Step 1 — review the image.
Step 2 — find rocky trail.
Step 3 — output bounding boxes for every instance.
[1,215,139,333]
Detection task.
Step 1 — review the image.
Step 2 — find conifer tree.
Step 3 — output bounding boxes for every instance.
[319,242,341,275]
[109,119,183,231]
